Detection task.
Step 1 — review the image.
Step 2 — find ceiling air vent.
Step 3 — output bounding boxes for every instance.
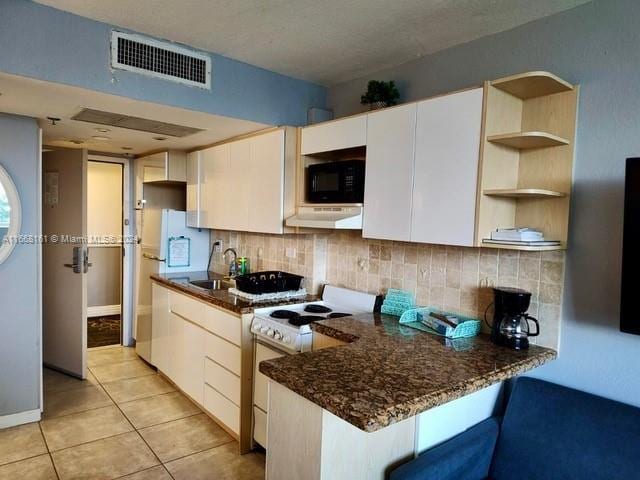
[72,108,205,137]
[111,31,211,89]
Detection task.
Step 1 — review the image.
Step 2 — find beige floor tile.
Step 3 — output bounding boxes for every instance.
[101,375,175,404]
[51,432,158,480]
[41,405,133,451]
[0,454,57,480]
[90,359,155,383]
[119,465,173,480]
[88,346,138,368]
[166,442,265,480]
[120,391,201,429]
[0,423,47,466]
[43,384,113,419]
[44,368,98,394]
[139,413,232,463]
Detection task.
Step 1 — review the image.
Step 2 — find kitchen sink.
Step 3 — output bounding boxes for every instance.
[189,279,232,290]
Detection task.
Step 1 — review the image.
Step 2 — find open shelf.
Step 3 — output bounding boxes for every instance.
[481,240,566,251]
[491,71,573,99]
[484,189,567,198]
[487,131,569,150]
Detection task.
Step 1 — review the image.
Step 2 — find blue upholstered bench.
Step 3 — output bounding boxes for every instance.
[390,377,640,480]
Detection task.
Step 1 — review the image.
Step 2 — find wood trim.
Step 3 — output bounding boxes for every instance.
[484,188,567,198]
[0,409,41,429]
[491,71,573,99]
[473,81,490,246]
[487,131,569,149]
[87,304,121,317]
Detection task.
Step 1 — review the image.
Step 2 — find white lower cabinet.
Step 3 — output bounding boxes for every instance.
[151,285,244,439]
[253,342,285,449]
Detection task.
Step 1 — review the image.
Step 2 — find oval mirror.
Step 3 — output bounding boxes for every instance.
[0,164,21,265]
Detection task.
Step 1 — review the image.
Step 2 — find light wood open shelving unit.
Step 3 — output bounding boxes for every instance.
[475,71,579,251]
[487,131,569,150]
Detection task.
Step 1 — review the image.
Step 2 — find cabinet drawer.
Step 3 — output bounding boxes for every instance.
[204,358,240,406]
[205,332,241,376]
[169,291,205,327]
[204,383,240,435]
[253,406,267,448]
[203,306,241,346]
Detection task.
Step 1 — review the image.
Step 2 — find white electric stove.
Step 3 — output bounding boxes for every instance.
[251,284,381,354]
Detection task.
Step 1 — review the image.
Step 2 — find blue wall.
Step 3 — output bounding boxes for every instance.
[329,0,640,406]
[0,0,326,127]
[0,113,41,416]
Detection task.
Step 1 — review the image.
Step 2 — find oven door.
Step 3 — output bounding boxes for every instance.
[253,340,289,449]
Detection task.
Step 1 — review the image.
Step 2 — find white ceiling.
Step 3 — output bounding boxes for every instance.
[0,73,269,155]
[34,0,591,85]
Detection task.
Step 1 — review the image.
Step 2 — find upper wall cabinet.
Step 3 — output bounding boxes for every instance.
[411,88,484,246]
[139,151,187,183]
[198,128,296,234]
[186,151,201,228]
[301,115,367,155]
[363,104,417,241]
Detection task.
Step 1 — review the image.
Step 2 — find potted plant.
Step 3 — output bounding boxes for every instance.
[360,80,400,110]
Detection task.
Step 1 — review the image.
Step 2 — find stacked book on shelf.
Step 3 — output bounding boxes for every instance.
[483,228,561,247]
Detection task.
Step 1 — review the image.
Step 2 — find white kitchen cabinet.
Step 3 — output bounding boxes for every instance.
[182,319,206,405]
[186,151,201,228]
[139,151,187,183]
[167,311,185,386]
[151,283,169,373]
[200,143,231,229]
[411,88,484,246]
[228,139,251,231]
[301,115,367,155]
[363,103,417,241]
[248,130,286,234]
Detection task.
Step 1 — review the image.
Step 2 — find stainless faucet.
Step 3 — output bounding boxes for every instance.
[223,248,238,277]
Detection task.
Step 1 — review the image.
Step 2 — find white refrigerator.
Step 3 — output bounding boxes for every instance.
[135,209,209,362]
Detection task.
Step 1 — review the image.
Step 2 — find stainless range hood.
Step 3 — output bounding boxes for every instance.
[285,206,363,229]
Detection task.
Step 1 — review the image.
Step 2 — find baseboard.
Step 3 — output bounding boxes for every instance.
[87,304,121,318]
[0,409,41,429]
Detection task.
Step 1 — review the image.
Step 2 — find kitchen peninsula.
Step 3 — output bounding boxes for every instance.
[260,314,556,480]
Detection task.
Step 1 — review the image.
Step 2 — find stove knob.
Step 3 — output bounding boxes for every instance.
[267,329,275,338]
[283,335,291,344]
[260,327,269,334]
[274,332,282,340]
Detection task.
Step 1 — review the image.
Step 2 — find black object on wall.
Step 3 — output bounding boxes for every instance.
[621,158,640,335]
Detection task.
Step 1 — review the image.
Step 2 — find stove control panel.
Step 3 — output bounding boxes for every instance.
[251,317,312,352]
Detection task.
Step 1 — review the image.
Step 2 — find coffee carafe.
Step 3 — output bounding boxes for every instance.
[488,287,540,350]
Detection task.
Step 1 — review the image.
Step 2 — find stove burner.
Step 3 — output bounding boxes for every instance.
[328,312,351,319]
[305,304,332,314]
[270,310,300,320]
[289,315,324,326]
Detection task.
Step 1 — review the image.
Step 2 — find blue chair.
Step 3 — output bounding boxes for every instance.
[390,377,640,480]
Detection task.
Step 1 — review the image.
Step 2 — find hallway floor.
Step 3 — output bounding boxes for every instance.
[0,346,265,479]
[87,315,121,348]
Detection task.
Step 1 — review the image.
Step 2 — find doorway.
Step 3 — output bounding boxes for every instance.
[86,159,124,348]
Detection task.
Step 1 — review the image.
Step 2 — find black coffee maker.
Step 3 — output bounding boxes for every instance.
[489,287,540,350]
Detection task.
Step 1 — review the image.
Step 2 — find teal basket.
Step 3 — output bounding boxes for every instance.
[399,307,481,339]
[381,289,416,317]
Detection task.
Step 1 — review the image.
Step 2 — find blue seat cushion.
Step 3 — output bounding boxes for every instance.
[490,377,640,480]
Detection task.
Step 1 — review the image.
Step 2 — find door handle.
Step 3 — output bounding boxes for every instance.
[142,252,166,262]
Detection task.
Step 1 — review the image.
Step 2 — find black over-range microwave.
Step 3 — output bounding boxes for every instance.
[307,160,365,203]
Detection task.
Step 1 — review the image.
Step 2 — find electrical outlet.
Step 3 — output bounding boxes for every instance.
[480,277,495,288]
[358,258,367,270]
[286,247,297,258]
[420,267,428,279]
[257,247,263,258]
[213,240,223,253]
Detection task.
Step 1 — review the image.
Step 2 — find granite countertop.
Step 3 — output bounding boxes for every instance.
[259,313,557,432]
[151,271,317,314]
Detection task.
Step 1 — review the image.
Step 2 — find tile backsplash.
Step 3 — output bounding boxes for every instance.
[210,230,564,349]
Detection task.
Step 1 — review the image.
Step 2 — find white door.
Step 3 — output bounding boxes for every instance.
[201,144,230,229]
[411,88,484,246]
[248,130,285,234]
[42,149,88,378]
[363,103,417,241]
